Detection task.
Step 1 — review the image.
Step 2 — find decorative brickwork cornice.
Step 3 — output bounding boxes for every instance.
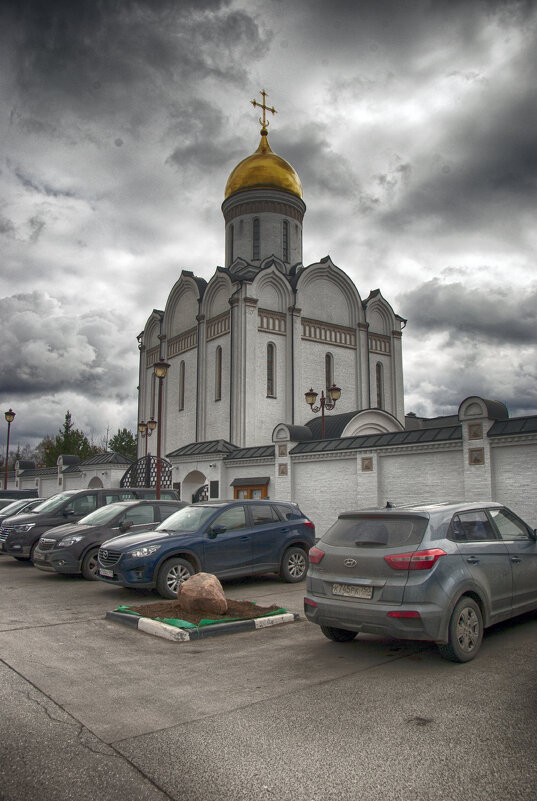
[207,311,231,341]
[167,326,198,358]
[258,308,287,336]
[301,317,356,349]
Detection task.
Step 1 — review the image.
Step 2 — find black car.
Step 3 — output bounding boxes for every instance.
[0,498,43,524]
[33,500,186,579]
[0,487,179,561]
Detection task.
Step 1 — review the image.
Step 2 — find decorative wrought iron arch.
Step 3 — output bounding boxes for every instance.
[120,455,173,490]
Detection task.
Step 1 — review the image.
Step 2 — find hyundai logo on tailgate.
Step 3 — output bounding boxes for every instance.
[344,558,357,567]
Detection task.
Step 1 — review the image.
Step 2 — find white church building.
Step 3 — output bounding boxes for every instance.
[134,100,537,535]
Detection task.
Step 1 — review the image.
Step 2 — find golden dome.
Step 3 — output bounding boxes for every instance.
[225,132,303,200]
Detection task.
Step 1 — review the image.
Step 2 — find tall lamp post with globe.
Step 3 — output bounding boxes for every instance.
[3,409,15,490]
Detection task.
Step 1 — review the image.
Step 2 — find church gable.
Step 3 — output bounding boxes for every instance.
[295,257,364,328]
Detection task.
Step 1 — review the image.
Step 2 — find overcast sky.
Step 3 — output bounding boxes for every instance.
[1,0,536,453]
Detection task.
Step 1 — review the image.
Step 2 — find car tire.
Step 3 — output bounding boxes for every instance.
[320,625,357,642]
[438,597,483,663]
[279,546,308,583]
[81,548,100,580]
[156,557,195,599]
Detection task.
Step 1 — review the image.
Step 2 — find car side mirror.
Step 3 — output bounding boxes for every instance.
[208,524,226,539]
[530,529,537,542]
[63,509,75,517]
[119,520,133,533]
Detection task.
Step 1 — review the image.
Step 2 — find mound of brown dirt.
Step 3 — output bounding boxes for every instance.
[126,598,283,626]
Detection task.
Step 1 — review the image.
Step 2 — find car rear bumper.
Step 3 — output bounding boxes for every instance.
[304,593,446,642]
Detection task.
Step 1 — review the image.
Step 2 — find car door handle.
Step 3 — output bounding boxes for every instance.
[510,556,521,564]
[281,528,289,533]
[239,536,249,542]
[466,557,479,564]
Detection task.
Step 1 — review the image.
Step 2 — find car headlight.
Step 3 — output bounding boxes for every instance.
[127,544,161,558]
[14,523,35,533]
[59,534,85,547]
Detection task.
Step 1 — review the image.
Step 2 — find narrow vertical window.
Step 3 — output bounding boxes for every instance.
[215,346,222,401]
[253,217,260,260]
[283,219,289,262]
[178,361,185,410]
[376,362,384,409]
[325,353,334,394]
[228,224,234,264]
[267,343,276,397]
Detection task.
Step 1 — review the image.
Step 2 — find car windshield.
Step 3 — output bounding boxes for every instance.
[156,505,217,533]
[31,493,74,513]
[0,499,34,516]
[78,505,126,526]
[322,514,428,548]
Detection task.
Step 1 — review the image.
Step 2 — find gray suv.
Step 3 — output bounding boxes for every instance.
[304,502,537,662]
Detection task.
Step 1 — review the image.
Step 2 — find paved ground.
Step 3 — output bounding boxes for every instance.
[1,555,536,801]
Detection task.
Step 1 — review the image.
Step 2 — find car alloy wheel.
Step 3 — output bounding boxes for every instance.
[438,596,483,663]
[280,546,308,583]
[455,606,481,654]
[157,557,195,599]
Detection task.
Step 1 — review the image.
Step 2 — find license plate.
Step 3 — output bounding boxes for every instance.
[333,583,373,599]
[100,568,114,578]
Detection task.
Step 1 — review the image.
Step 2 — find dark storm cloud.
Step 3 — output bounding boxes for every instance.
[399,279,537,345]
[0,291,136,400]
[2,0,268,126]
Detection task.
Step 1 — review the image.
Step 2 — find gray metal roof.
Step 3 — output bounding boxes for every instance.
[225,445,275,460]
[81,451,133,466]
[230,476,270,486]
[167,440,238,457]
[291,425,462,454]
[488,416,537,437]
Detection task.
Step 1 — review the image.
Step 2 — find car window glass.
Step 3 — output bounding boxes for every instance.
[158,504,182,520]
[275,505,302,521]
[105,494,121,504]
[250,504,279,526]
[452,511,497,542]
[489,509,531,541]
[157,505,216,533]
[323,515,428,548]
[213,506,246,531]
[124,506,155,525]
[66,495,98,515]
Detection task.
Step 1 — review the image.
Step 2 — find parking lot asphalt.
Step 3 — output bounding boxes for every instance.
[1,555,537,801]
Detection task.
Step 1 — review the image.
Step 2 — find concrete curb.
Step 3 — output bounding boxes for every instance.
[105,610,299,641]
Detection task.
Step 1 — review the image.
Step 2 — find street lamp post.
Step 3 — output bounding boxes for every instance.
[154,360,170,499]
[305,384,341,439]
[138,418,157,458]
[3,408,15,490]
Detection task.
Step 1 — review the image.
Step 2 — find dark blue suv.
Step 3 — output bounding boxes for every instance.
[97,499,315,598]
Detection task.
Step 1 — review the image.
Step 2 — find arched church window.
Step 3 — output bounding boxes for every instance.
[215,346,222,401]
[178,361,185,411]
[267,343,276,397]
[283,220,289,263]
[376,362,384,409]
[325,353,334,394]
[253,217,260,260]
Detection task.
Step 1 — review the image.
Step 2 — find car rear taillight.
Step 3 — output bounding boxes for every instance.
[387,610,421,618]
[384,548,446,570]
[309,546,325,564]
[304,597,318,608]
[303,520,315,530]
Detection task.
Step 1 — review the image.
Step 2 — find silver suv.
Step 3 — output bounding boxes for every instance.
[304,502,537,662]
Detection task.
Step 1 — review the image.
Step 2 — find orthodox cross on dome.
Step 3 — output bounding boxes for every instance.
[251,89,277,134]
